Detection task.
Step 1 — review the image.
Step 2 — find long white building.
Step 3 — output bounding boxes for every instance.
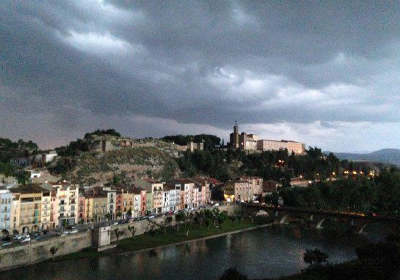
[229,123,305,154]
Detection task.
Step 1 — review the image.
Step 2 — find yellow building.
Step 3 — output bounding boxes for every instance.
[83,189,108,222]
[223,180,253,203]
[10,185,51,234]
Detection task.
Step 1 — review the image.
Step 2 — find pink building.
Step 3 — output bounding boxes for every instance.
[78,193,86,223]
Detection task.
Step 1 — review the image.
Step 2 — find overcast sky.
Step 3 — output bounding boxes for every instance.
[1,1,399,152]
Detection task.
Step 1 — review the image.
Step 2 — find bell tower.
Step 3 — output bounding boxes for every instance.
[230,121,240,149]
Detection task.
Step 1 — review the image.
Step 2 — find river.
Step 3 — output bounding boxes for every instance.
[0,225,385,280]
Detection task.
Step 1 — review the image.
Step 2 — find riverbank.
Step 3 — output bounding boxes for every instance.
[55,219,272,262]
[1,223,376,279]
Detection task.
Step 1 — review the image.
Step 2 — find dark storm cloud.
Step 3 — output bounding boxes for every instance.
[0,0,399,151]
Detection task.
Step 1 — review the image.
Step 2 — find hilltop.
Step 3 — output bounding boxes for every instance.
[48,131,188,185]
[331,149,400,166]
[2,130,398,186]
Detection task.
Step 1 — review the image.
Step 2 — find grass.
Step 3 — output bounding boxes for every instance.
[49,218,270,262]
[118,219,259,252]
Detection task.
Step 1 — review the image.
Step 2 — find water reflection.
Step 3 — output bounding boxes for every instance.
[0,226,385,280]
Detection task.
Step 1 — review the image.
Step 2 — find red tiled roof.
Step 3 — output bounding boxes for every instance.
[209,177,223,185]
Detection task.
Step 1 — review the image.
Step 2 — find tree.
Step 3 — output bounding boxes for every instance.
[116,212,122,219]
[219,268,248,280]
[149,226,157,242]
[126,209,132,218]
[235,212,243,223]
[105,213,111,221]
[50,246,58,261]
[175,212,185,231]
[205,218,211,231]
[127,226,136,239]
[114,229,124,245]
[166,216,173,229]
[303,248,329,266]
[217,212,227,229]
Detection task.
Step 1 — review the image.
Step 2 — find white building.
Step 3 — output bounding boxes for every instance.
[43,181,79,228]
[43,151,57,163]
[30,170,42,179]
[162,183,182,212]
[240,176,264,197]
[230,123,305,154]
[103,188,116,220]
[257,140,305,155]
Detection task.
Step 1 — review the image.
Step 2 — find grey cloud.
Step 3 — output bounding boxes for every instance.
[0,0,399,150]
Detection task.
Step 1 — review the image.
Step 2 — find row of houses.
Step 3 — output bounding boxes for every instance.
[0,182,78,235]
[0,177,221,235]
[0,175,285,235]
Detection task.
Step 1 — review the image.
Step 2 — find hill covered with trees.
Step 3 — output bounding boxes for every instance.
[0,137,39,183]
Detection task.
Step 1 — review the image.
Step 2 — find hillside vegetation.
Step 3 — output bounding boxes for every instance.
[50,146,180,185]
[0,138,38,183]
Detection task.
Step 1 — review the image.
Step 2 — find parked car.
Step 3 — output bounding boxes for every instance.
[165,211,174,216]
[61,231,69,236]
[13,235,22,241]
[2,241,12,247]
[21,237,31,243]
[69,229,78,234]
[1,236,11,242]
[21,233,30,239]
[214,203,220,207]
[35,235,44,241]
[147,215,155,220]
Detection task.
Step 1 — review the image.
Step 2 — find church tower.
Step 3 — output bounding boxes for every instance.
[230,121,240,149]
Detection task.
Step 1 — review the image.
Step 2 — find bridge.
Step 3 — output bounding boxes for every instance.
[244,204,400,234]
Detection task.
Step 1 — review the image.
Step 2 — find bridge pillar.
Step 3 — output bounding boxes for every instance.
[357,224,368,234]
[316,218,326,229]
[279,214,290,224]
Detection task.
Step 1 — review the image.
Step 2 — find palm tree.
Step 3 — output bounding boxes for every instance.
[50,246,58,261]
[114,229,124,245]
[127,226,136,239]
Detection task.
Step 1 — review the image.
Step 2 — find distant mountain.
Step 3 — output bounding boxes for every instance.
[328,149,400,166]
